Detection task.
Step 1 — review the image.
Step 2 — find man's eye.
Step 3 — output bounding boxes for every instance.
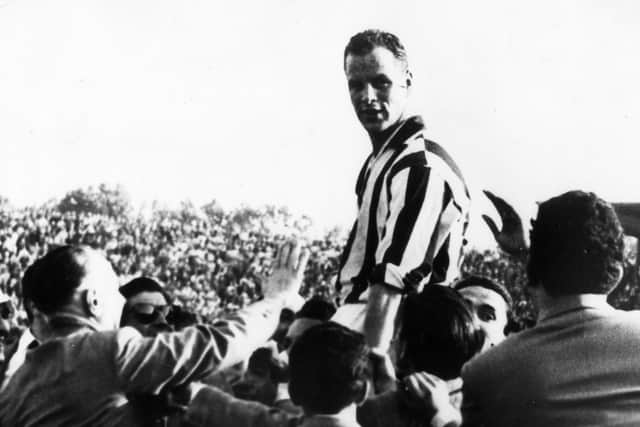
[371,78,391,90]
[348,81,364,91]
[478,308,496,322]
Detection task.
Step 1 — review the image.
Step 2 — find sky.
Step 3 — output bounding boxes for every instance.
[1,0,639,247]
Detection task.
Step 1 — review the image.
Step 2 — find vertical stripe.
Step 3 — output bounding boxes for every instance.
[382,167,430,265]
[348,147,405,300]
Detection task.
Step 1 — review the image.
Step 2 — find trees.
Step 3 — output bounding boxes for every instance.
[57,184,132,217]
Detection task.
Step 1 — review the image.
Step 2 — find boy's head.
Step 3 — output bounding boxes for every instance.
[288,322,370,414]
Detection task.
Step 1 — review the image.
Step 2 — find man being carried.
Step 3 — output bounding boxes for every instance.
[335,29,471,355]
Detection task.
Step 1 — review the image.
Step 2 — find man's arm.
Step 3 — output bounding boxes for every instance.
[365,165,462,351]
[183,385,297,427]
[114,240,309,395]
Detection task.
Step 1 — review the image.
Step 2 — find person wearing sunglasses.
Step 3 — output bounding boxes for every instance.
[119,277,174,337]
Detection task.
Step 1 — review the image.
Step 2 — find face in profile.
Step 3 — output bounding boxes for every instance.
[458,286,509,351]
[345,47,411,135]
[121,291,173,337]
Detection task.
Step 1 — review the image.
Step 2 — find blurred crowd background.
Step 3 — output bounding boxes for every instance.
[1,184,638,330]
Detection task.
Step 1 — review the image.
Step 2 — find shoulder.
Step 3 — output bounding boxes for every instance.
[462,330,531,386]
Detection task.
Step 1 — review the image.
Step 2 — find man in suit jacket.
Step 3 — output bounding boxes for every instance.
[462,190,640,427]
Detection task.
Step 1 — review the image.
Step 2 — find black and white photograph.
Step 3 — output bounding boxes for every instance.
[1,1,640,426]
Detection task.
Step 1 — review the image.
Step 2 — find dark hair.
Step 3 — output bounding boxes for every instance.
[24,245,88,314]
[296,296,337,321]
[289,322,370,414]
[400,285,484,380]
[527,191,625,296]
[344,29,408,70]
[454,275,513,311]
[119,276,170,304]
[248,347,289,384]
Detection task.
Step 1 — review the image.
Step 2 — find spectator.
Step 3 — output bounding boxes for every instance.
[1,263,47,390]
[462,191,640,427]
[0,241,308,426]
[453,276,512,350]
[358,285,484,427]
[120,276,174,337]
[185,322,370,427]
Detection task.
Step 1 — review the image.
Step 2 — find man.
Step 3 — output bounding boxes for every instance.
[359,285,483,427]
[462,191,640,427]
[120,276,173,336]
[185,322,371,427]
[335,29,471,354]
[453,276,511,350]
[0,241,308,426]
[182,286,477,427]
[1,266,47,390]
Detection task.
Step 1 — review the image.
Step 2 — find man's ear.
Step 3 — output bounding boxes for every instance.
[405,69,413,88]
[612,261,625,287]
[83,288,102,319]
[356,380,369,405]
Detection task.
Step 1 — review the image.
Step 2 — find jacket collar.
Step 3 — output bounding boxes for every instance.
[537,294,613,323]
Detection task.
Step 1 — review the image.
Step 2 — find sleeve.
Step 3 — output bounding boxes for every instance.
[114,297,284,395]
[183,385,298,427]
[371,163,463,292]
[460,363,486,427]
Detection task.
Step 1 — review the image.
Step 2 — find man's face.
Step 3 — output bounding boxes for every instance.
[345,47,411,135]
[83,250,125,331]
[458,286,509,351]
[121,291,172,337]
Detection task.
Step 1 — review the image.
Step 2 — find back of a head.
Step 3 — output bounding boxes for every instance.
[288,322,369,415]
[296,296,337,321]
[528,191,625,296]
[400,285,484,380]
[344,29,408,69]
[25,245,88,315]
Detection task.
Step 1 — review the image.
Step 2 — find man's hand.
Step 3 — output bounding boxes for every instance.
[263,240,310,301]
[482,190,527,257]
[369,349,397,394]
[400,372,461,427]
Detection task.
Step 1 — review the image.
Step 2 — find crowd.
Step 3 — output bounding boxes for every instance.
[0,204,342,324]
[3,27,640,427]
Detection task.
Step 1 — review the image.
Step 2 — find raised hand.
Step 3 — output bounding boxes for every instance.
[482,190,528,257]
[263,239,310,301]
[399,371,461,426]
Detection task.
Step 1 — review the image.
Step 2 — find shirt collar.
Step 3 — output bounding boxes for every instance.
[300,405,360,427]
[538,294,613,322]
[374,115,425,156]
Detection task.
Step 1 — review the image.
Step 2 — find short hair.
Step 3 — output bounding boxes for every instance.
[454,275,513,311]
[119,277,170,303]
[24,245,88,314]
[288,322,370,414]
[527,191,625,296]
[248,347,289,383]
[296,296,337,321]
[344,29,408,70]
[400,285,484,380]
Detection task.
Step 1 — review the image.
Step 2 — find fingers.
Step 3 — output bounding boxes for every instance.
[295,247,310,277]
[482,214,500,236]
[483,189,512,217]
[277,241,292,269]
[286,240,300,269]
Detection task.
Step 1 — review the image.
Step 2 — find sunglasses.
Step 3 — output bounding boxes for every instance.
[0,302,14,320]
[128,303,172,324]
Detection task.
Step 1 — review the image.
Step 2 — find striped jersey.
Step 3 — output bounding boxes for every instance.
[337,116,471,303]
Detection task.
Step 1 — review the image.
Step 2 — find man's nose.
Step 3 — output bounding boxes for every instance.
[362,83,377,104]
